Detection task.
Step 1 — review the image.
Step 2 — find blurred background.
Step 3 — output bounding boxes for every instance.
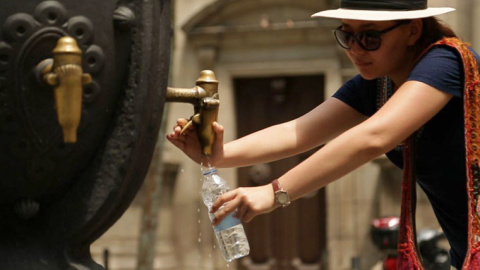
[91,0,480,269]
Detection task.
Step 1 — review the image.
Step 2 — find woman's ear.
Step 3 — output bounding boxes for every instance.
[407,19,423,46]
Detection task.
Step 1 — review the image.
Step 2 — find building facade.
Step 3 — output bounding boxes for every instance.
[91,0,480,269]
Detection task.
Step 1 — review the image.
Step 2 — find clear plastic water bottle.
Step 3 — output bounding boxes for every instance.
[201,167,250,262]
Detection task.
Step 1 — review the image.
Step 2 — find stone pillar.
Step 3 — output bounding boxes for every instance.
[453,0,473,43]
[473,1,480,52]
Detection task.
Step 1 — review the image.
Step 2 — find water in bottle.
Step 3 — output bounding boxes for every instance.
[201,167,250,262]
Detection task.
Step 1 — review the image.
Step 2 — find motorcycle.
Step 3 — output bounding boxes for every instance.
[370,217,450,270]
[417,228,451,270]
[371,217,400,270]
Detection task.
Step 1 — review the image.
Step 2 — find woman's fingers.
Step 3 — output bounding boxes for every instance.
[177,118,189,126]
[211,190,237,213]
[167,118,225,166]
[212,197,242,226]
[235,202,249,221]
[212,121,224,142]
[173,125,182,136]
[166,135,184,150]
[171,118,191,136]
[167,117,198,142]
[213,122,224,145]
[242,209,256,223]
[166,128,187,146]
[211,185,276,225]
[211,189,244,226]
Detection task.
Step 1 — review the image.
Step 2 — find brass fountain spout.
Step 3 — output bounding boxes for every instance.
[36,36,92,143]
[166,70,220,156]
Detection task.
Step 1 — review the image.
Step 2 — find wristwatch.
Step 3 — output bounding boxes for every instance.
[272,179,291,207]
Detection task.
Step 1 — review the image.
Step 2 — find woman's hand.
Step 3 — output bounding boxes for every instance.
[166,118,225,166]
[210,184,278,225]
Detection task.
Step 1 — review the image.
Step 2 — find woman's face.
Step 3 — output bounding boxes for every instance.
[340,19,415,81]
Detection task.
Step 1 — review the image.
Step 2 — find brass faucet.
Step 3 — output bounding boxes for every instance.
[36,36,92,143]
[166,70,220,156]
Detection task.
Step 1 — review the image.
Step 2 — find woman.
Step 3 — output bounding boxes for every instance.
[167,1,480,269]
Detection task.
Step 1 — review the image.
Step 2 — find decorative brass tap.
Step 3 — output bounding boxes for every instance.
[37,37,92,143]
[167,70,220,156]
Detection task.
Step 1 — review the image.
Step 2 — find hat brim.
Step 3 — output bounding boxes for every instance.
[311,7,455,21]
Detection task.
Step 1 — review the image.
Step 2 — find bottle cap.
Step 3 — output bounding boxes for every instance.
[202,167,217,176]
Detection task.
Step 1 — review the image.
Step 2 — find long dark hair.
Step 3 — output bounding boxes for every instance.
[414,17,457,56]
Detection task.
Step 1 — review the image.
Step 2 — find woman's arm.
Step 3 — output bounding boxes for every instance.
[279,80,453,200]
[211,80,454,224]
[217,97,366,168]
[167,97,366,167]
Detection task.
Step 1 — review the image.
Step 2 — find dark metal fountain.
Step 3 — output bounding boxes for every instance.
[0,0,171,269]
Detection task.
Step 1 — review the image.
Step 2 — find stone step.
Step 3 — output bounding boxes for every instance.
[91,239,181,270]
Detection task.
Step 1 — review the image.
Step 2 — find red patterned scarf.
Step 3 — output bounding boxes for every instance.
[397,37,480,269]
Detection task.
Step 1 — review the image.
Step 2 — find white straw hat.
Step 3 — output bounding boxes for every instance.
[312,0,455,21]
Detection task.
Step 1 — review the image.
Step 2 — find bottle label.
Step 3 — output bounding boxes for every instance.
[214,212,241,232]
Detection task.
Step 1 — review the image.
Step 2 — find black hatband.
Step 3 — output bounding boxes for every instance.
[341,0,427,11]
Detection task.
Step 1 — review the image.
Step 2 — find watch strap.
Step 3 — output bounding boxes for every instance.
[272,179,281,192]
[272,179,291,207]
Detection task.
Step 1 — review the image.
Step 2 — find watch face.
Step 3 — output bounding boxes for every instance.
[277,192,289,204]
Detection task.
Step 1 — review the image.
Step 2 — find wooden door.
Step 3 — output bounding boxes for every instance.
[234,75,327,270]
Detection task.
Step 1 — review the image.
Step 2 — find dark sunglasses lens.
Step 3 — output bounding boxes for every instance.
[334,30,352,49]
[359,31,381,51]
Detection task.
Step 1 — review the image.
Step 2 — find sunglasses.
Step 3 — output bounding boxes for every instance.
[333,21,409,51]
